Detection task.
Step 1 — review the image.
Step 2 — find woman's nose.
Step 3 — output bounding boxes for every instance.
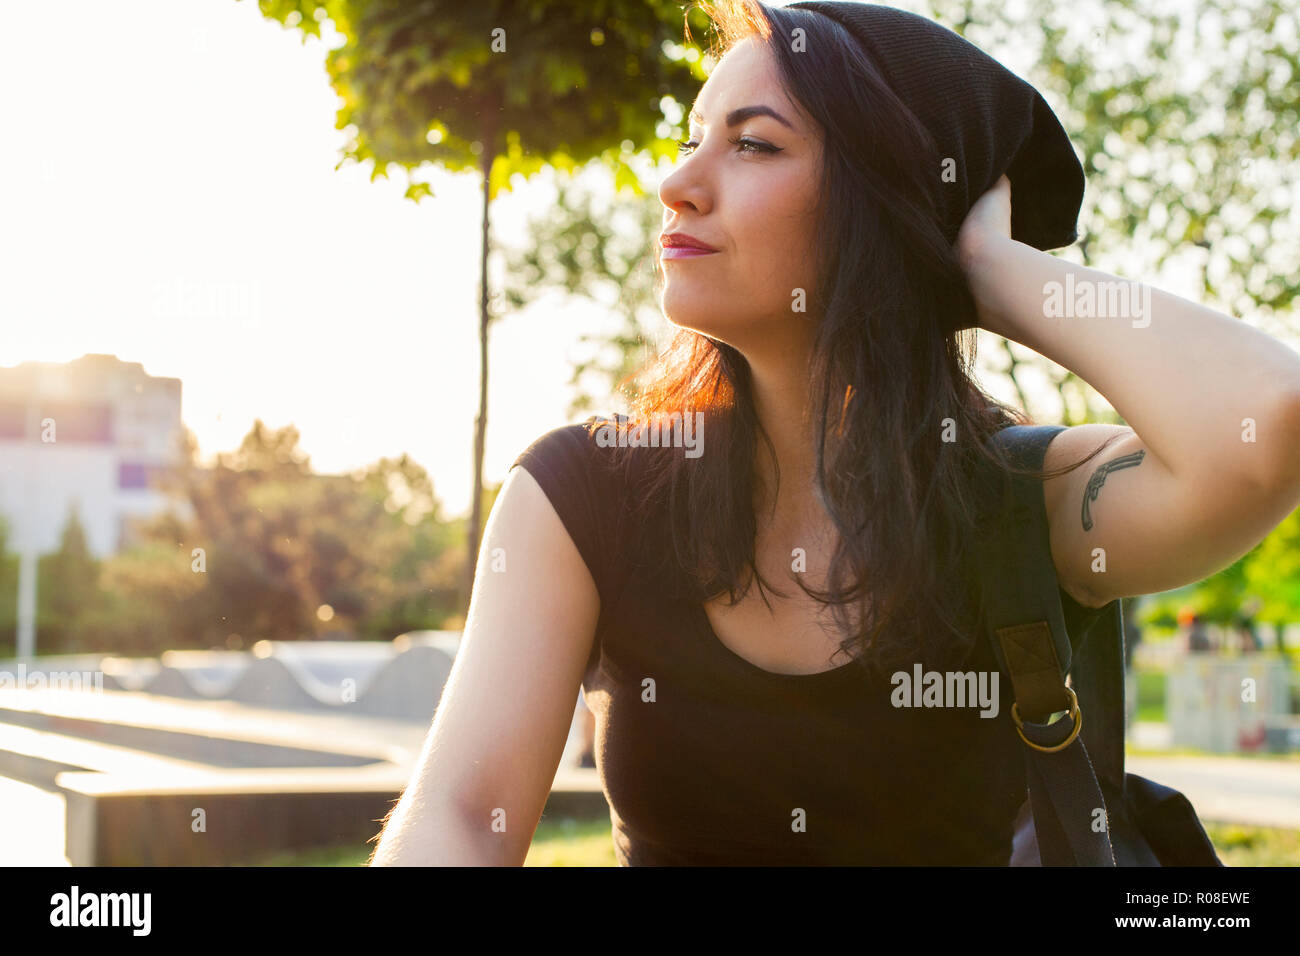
[659,163,711,218]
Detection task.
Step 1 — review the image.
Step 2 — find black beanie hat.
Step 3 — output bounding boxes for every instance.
[787,1,1085,251]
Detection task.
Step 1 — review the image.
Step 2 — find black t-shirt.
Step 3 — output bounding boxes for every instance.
[509,417,1109,866]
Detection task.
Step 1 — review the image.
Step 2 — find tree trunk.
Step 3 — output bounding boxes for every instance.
[1001,337,1031,414]
[464,101,498,614]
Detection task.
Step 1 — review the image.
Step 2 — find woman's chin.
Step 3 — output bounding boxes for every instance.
[664,313,721,339]
[662,295,728,338]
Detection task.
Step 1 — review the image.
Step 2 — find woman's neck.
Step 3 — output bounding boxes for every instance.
[746,341,828,532]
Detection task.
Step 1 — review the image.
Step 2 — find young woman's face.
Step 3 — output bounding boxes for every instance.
[657,37,824,348]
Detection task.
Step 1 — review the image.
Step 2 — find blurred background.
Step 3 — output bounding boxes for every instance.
[0,0,1298,866]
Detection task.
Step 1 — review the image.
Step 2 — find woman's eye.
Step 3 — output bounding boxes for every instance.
[675,137,777,156]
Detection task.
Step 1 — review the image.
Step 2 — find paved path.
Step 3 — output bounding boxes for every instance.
[0,776,69,866]
[1126,754,1300,830]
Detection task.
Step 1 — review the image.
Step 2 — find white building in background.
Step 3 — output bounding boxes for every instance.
[0,353,186,558]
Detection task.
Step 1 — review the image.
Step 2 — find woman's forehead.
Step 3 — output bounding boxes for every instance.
[691,42,804,131]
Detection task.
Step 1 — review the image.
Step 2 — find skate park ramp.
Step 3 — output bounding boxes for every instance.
[0,633,604,864]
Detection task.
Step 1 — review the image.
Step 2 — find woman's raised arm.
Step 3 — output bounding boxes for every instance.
[958,176,1300,608]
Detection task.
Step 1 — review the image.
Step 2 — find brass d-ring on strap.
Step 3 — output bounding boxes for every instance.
[1011,686,1081,753]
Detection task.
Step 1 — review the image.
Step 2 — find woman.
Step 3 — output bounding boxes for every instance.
[371,1,1300,865]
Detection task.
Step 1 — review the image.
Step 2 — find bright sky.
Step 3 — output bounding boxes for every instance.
[0,0,1291,518]
[0,0,637,517]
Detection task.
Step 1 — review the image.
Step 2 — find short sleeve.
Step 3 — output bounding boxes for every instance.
[983,422,1121,644]
[509,418,623,608]
[1059,582,1116,642]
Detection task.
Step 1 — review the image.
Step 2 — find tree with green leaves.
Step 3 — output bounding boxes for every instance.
[499,167,669,417]
[246,0,1300,636]
[37,504,101,654]
[500,0,1300,429]
[249,0,710,606]
[0,515,17,657]
[65,420,462,655]
[924,0,1300,420]
[1242,509,1300,651]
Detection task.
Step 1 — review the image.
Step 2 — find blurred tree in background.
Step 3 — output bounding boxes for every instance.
[0,517,17,651]
[247,0,711,611]
[6,0,1294,657]
[497,0,1300,427]
[914,0,1300,424]
[36,506,101,654]
[0,422,466,658]
[498,168,668,418]
[495,0,1300,641]
[1142,509,1300,649]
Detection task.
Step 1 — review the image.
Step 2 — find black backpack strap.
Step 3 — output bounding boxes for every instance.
[972,424,1116,866]
[1070,598,1128,816]
[1072,605,1167,865]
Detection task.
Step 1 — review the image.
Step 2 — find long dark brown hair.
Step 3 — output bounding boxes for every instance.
[592,0,1118,683]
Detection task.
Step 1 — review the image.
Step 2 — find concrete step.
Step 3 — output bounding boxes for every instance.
[0,686,609,865]
[0,775,70,866]
[0,722,215,791]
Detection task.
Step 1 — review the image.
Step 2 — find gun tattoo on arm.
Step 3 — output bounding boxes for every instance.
[1081,450,1145,531]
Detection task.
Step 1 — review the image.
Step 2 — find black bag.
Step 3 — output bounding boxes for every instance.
[973,424,1223,866]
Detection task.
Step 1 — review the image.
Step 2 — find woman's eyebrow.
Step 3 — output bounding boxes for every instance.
[688,104,795,130]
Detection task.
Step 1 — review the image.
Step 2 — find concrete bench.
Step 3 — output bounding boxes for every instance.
[0,687,608,865]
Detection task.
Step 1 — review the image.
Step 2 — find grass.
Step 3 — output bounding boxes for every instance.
[1134,669,1166,723]
[1202,822,1300,866]
[517,816,619,866]
[246,815,618,867]
[248,816,1296,867]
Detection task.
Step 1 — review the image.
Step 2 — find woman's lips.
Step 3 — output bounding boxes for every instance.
[660,246,718,259]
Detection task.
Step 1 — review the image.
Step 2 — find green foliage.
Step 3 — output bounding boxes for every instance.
[248,0,711,200]
[924,0,1300,319]
[917,0,1300,420]
[75,536,206,657]
[255,814,618,866]
[0,515,17,657]
[36,506,102,654]
[1134,668,1167,723]
[1193,547,1257,621]
[498,168,668,416]
[484,0,1300,427]
[243,0,717,596]
[1137,503,1300,630]
[1243,506,1300,621]
[236,0,1300,627]
[25,421,466,657]
[1203,822,1300,866]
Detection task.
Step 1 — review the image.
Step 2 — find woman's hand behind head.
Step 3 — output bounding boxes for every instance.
[955,174,1013,276]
